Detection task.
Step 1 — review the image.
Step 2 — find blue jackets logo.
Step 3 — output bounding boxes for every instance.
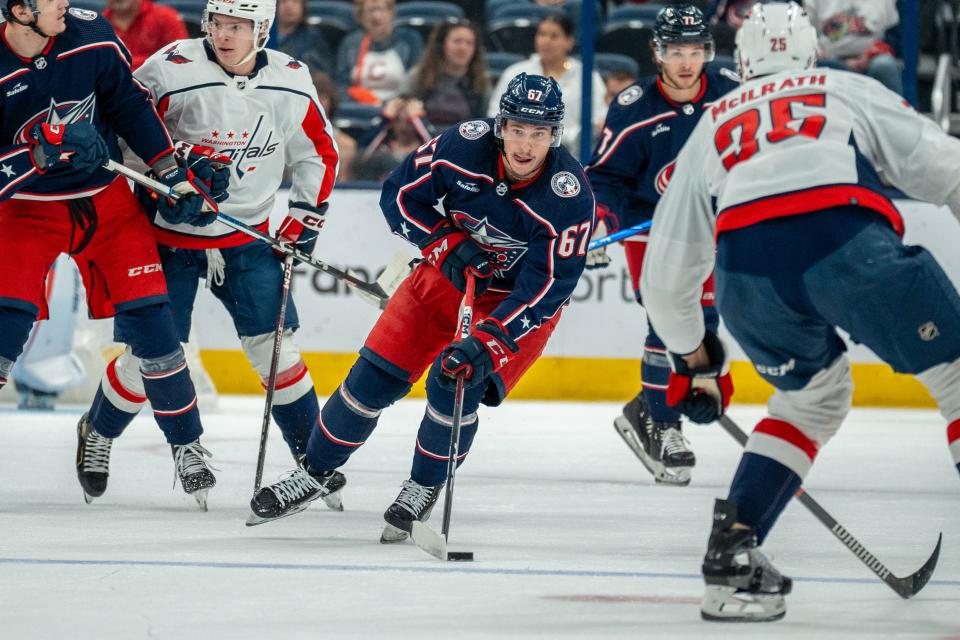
[655,160,676,195]
[452,210,527,274]
[551,171,580,198]
[14,93,97,143]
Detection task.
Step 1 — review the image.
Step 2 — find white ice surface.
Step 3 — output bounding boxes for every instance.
[0,398,958,639]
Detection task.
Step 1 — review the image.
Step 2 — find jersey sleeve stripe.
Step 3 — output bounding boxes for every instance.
[0,68,29,85]
[501,198,558,325]
[0,166,37,198]
[395,172,435,233]
[56,41,130,66]
[589,111,678,169]
[429,160,495,184]
[301,101,339,204]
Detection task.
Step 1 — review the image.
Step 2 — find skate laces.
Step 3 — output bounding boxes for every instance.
[172,441,217,488]
[396,479,438,516]
[268,468,324,507]
[660,426,690,457]
[83,430,113,474]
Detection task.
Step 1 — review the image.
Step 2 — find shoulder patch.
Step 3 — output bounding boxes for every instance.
[719,67,741,83]
[286,59,303,69]
[458,120,490,140]
[551,171,581,198]
[617,85,643,106]
[68,7,97,20]
[163,45,192,65]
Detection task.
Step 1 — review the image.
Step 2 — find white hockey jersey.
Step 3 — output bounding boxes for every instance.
[641,67,960,355]
[133,38,339,248]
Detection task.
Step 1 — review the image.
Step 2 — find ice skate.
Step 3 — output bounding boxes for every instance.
[172,440,217,511]
[613,394,694,485]
[76,412,113,503]
[701,499,792,622]
[247,460,346,526]
[16,382,56,410]
[380,478,443,543]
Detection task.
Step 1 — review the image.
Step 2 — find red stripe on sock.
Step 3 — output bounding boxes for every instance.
[754,417,819,461]
[948,420,960,444]
[317,415,364,447]
[107,357,147,403]
[154,397,197,417]
[262,360,308,391]
[415,439,468,462]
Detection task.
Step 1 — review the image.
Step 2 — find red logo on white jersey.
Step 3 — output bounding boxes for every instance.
[654,160,676,195]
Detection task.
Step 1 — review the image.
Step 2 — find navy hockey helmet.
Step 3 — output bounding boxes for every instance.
[653,5,715,62]
[495,73,565,148]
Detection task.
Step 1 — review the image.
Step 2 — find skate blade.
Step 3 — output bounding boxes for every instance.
[380,523,409,544]
[322,490,344,512]
[245,501,312,527]
[192,488,209,512]
[614,418,692,486]
[700,586,786,622]
[82,491,94,505]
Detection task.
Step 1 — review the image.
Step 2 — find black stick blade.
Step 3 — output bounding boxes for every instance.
[887,533,942,599]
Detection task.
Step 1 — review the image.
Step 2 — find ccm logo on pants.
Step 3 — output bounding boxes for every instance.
[128,263,163,277]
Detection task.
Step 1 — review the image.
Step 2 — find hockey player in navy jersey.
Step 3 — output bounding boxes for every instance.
[642,3,960,621]
[247,73,596,537]
[585,5,739,485]
[80,0,340,507]
[0,0,222,506]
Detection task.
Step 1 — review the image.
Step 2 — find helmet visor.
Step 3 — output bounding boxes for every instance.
[656,41,716,64]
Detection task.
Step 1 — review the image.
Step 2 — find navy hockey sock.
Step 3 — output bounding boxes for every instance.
[306,358,410,470]
[263,358,318,456]
[641,343,678,423]
[0,306,36,389]
[410,371,484,487]
[727,452,801,544]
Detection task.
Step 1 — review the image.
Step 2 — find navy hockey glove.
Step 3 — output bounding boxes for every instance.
[419,222,494,295]
[174,142,231,203]
[439,319,519,390]
[666,330,734,424]
[28,122,109,174]
[152,154,219,227]
[275,203,328,262]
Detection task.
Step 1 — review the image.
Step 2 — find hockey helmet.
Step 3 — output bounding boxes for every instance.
[495,73,565,148]
[653,5,715,62]
[735,2,817,80]
[203,0,277,54]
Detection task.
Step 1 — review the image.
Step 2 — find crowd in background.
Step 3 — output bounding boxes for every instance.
[100,0,908,182]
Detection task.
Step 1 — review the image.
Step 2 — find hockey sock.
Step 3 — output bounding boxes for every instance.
[0,306,37,388]
[641,342,678,423]
[948,419,960,477]
[727,451,801,544]
[410,371,484,487]
[306,357,410,470]
[89,351,147,439]
[116,304,202,445]
[265,358,318,456]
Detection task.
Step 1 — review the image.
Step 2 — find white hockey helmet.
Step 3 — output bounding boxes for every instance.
[735,2,818,81]
[202,0,277,53]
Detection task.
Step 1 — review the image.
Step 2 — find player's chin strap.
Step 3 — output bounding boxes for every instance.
[2,6,55,39]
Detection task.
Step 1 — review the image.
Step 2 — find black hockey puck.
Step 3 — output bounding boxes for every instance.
[446,551,474,561]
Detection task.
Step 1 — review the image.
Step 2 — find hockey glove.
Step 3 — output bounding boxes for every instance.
[439,319,519,390]
[152,153,219,227]
[666,330,734,424]
[418,222,494,295]
[174,142,231,203]
[28,122,109,174]
[275,202,329,262]
[585,204,620,270]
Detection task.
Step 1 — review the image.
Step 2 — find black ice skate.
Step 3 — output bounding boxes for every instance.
[76,412,113,503]
[701,499,792,622]
[380,478,443,543]
[246,460,346,527]
[172,440,217,511]
[613,394,695,485]
[16,381,56,410]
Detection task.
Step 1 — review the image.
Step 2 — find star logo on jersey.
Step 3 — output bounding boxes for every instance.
[286,60,303,69]
[14,93,97,144]
[520,316,531,329]
[654,160,676,195]
[0,164,15,178]
[451,210,527,275]
[201,115,278,180]
[163,44,192,64]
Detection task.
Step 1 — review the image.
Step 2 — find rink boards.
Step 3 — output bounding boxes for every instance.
[188,190,960,406]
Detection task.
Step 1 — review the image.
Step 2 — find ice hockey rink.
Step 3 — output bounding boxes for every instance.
[1,397,958,639]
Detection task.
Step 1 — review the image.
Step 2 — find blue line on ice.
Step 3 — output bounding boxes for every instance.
[1,557,958,587]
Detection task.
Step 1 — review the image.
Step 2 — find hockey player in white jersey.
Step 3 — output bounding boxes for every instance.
[641,3,960,622]
[78,0,339,506]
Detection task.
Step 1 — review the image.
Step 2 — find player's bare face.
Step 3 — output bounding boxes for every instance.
[207,15,256,71]
[35,0,69,36]
[501,120,552,182]
[658,44,706,92]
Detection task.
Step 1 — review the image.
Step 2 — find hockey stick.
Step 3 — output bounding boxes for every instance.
[410,275,476,562]
[717,413,941,599]
[105,160,389,308]
[252,253,295,493]
[587,220,652,251]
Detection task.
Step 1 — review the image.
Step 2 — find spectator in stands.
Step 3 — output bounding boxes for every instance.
[312,72,358,183]
[805,0,902,95]
[705,0,754,55]
[276,0,335,76]
[408,20,490,130]
[103,0,188,69]
[354,96,433,180]
[336,0,423,105]
[603,68,638,106]
[487,12,606,156]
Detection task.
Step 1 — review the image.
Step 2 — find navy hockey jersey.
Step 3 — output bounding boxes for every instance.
[0,9,172,201]
[585,68,739,228]
[380,118,596,342]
